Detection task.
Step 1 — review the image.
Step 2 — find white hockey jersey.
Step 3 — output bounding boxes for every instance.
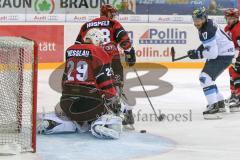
[198,19,235,59]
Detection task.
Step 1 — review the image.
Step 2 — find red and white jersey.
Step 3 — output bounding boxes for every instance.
[101,42,119,60]
[62,43,116,98]
[225,21,240,50]
[75,17,131,52]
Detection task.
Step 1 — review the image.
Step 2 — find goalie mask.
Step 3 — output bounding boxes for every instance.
[84,28,105,46]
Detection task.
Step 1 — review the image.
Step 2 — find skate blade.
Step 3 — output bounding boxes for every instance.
[203,113,222,120]
[123,124,135,131]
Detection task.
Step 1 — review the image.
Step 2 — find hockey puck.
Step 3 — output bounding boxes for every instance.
[140,130,146,133]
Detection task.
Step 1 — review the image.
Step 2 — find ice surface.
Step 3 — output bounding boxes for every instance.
[2,69,240,160]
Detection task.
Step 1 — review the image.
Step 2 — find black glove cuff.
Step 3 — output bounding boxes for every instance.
[124,47,136,66]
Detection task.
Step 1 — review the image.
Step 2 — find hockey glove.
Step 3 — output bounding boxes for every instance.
[187,49,203,59]
[124,47,136,67]
[237,36,240,47]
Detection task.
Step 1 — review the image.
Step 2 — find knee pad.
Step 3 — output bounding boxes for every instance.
[199,72,215,88]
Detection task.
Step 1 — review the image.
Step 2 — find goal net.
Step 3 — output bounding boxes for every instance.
[0,37,38,154]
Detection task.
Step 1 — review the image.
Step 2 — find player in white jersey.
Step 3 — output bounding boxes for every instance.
[187,7,235,119]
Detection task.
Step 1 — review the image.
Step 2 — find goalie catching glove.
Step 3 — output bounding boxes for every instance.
[124,47,136,67]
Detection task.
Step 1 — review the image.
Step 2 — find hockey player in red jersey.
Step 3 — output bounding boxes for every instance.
[75,4,135,69]
[75,4,136,128]
[37,29,123,139]
[224,8,240,112]
[75,5,135,66]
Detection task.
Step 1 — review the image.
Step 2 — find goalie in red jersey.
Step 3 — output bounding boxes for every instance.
[37,29,123,139]
[75,4,136,128]
[224,8,240,112]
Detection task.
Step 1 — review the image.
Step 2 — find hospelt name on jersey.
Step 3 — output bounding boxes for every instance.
[67,49,91,58]
[86,21,110,28]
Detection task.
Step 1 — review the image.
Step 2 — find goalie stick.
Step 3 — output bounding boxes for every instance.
[171,47,189,62]
[132,67,165,121]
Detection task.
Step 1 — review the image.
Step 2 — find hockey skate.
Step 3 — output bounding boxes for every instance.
[229,98,240,112]
[225,93,238,106]
[225,93,240,112]
[203,102,222,120]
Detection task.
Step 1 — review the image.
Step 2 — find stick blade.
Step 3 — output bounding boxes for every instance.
[170,47,175,62]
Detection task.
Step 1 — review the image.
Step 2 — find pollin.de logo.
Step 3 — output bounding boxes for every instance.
[34,0,55,14]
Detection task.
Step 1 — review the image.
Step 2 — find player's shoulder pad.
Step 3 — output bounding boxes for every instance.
[199,19,217,43]
[111,19,123,26]
[80,21,89,32]
[93,46,110,62]
[111,18,120,23]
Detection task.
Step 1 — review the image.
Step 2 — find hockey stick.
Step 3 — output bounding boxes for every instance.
[171,47,189,62]
[132,67,164,121]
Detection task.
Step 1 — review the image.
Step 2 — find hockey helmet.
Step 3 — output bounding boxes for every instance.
[224,8,239,18]
[192,6,207,20]
[100,4,118,19]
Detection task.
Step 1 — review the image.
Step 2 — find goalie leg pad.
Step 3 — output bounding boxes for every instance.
[37,113,77,134]
[91,114,122,139]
